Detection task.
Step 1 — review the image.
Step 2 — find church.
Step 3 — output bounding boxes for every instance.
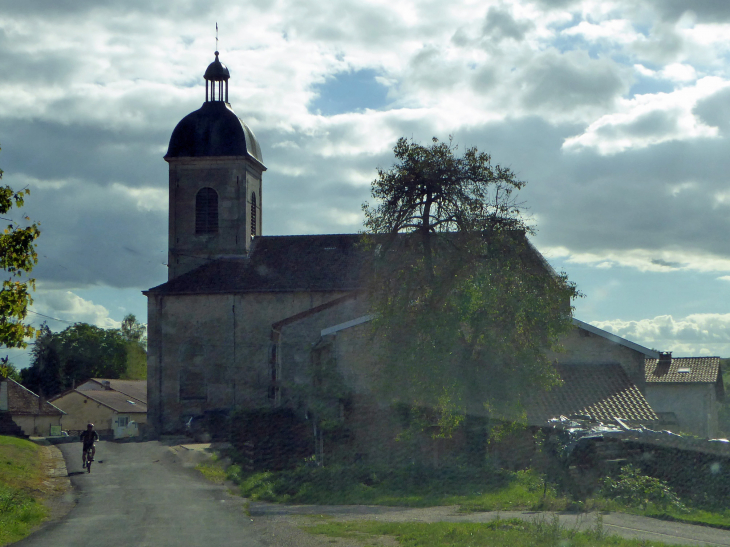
[145,51,693,450]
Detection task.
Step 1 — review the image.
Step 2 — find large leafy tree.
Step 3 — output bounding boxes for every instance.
[362,137,580,426]
[0,144,41,371]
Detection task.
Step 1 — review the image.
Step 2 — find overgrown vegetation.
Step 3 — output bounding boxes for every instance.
[304,517,672,547]
[0,436,49,546]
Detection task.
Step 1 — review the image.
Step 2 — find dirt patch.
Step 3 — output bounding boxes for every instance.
[35,445,76,526]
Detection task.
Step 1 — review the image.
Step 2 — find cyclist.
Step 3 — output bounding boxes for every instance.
[80,423,99,466]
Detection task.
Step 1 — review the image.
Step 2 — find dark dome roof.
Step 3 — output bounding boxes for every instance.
[165,102,264,165]
[204,52,230,81]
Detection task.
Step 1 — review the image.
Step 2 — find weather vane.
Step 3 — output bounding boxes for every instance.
[216,22,219,53]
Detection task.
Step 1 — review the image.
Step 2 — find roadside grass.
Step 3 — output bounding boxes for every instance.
[237,464,569,510]
[0,436,49,546]
[303,517,673,547]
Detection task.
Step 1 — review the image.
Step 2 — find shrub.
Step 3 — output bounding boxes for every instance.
[600,465,687,512]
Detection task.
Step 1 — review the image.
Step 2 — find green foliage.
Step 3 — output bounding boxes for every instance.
[362,137,580,424]
[21,322,129,397]
[601,465,687,513]
[0,146,40,355]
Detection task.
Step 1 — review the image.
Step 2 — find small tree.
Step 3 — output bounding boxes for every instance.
[120,314,147,379]
[363,137,579,429]
[0,144,40,353]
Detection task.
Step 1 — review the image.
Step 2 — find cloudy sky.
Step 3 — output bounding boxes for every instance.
[1,0,730,365]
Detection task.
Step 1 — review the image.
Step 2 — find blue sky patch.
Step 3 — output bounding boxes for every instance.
[628,74,674,98]
[311,69,390,116]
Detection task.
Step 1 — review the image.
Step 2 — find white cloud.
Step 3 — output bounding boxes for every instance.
[111,183,167,212]
[591,313,730,356]
[542,246,730,274]
[561,19,639,44]
[661,63,696,83]
[563,77,727,154]
[31,290,121,330]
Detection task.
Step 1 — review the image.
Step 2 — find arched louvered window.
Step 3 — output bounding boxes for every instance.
[195,188,218,234]
[250,192,257,237]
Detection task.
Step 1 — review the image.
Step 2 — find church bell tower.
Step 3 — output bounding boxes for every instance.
[164,51,266,280]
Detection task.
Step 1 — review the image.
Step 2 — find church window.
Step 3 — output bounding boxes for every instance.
[250,192,257,237]
[195,188,218,234]
[179,370,207,401]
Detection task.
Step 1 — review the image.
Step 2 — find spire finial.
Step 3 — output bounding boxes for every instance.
[215,23,219,55]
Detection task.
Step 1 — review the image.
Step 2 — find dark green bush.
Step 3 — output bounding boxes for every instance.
[601,465,687,512]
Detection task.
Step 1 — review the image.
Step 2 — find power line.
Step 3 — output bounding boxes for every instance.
[27,310,75,324]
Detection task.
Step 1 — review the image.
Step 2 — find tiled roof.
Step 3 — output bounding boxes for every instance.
[85,379,147,404]
[529,364,658,424]
[80,390,147,414]
[147,234,368,295]
[4,379,65,416]
[146,232,553,296]
[645,356,721,383]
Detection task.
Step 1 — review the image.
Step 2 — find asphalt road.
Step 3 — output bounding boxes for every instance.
[16,441,265,547]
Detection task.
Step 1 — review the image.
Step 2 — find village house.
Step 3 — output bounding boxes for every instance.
[0,377,64,437]
[50,378,147,438]
[644,354,724,438]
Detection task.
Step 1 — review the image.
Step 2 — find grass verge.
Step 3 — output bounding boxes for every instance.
[0,436,49,546]
[238,464,569,510]
[303,517,672,547]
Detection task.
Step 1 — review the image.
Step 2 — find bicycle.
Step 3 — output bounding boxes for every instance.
[83,445,94,473]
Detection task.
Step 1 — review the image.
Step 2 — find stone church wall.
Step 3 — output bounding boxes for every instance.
[147,290,350,434]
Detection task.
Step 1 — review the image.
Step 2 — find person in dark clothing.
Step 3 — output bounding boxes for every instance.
[80,423,99,465]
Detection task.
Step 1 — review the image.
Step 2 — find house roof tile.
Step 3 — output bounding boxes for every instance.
[79,390,147,414]
[645,356,721,384]
[85,379,147,404]
[529,364,657,424]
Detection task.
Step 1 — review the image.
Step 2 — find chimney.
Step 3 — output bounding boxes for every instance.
[658,351,672,367]
[102,380,111,390]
